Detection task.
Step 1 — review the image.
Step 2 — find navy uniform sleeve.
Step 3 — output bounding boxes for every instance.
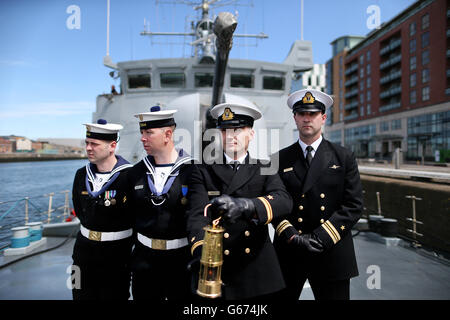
[252,171,292,226]
[72,168,83,218]
[313,150,363,249]
[186,165,210,257]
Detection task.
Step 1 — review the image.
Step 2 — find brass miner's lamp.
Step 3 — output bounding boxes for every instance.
[197,214,224,298]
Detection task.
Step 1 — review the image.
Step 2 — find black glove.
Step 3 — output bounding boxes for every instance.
[289,233,324,253]
[210,195,256,223]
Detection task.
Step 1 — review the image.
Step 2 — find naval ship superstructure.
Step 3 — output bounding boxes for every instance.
[94,0,313,163]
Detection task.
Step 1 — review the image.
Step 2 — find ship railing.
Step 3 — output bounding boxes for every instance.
[360,190,449,257]
[0,190,71,247]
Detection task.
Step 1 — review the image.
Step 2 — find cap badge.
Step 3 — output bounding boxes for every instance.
[86,125,91,131]
[139,115,144,121]
[221,107,235,121]
[302,92,315,104]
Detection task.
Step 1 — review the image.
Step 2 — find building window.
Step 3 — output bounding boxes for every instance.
[366,64,371,75]
[367,104,371,115]
[422,69,429,83]
[360,106,365,116]
[160,72,185,88]
[421,32,429,48]
[195,73,213,87]
[128,73,151,89]
[360,93,365,104]
[367,77,371,88]
[422,50,430,66]
[422,86,430,101]
[367,50,371,61]
[339,56,343,66]
[410,90,417,104]
[410,56,417,70]
[360,80,364,91]
[360,68,364,78]
[263,76,284,90]
[230,74,254,88]
[380,122,389,132]
[367,90,371,102]
[359,55,364,65]
[410,73,416,87]
[410,22,416,36]
[421,13,429,30]
[410,39,416,53]
[392,119,401,130]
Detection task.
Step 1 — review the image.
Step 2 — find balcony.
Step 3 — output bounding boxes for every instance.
[380,70,402,85]
[380,85,402,99]
[380,54,402,70]
[345,76,358,87]
[379,101,401,113]
[344,113,358,121]
[344,63,358,76]
[380,38,401,56]
[345,88,358,99]
[344,101,358,111]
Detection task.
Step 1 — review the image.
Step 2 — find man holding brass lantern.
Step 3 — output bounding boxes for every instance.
[186,102,292,300]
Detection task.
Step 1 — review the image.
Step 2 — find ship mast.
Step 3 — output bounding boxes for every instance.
[140,0,268,62]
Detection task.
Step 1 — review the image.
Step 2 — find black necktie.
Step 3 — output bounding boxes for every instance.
[230,161,240,171]
[306,146,313,168]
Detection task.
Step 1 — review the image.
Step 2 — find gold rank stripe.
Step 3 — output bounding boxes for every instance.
[321,220,341,244]
[257,197,273,225]
[191,240,204,256]
[276,220,293,236]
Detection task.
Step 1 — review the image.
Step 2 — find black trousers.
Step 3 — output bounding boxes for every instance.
[71,235,132,300]
[130,242,192,301]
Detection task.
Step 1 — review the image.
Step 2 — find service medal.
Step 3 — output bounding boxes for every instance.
[181,185,188,205]
[110,198,116,205]
[104,199,111,206]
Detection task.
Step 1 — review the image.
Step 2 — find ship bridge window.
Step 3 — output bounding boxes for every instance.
[230,74,254,88]
[195,73,213,87]
[128,73,151,89]
[160,72,185,88]
[263,76,285,90]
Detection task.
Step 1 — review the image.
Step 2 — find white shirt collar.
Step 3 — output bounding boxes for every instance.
[224,152,248,164]
[298,135,323,155]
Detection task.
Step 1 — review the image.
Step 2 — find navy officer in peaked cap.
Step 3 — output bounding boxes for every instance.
[186,102,292,300]
[71,119,134,300]
[272,89,363,300]
[127,106,195,301]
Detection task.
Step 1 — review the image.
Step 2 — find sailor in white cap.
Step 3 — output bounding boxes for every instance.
[127,106,194,301]
[273,89,363,300]
[186,102,292,300]
[71,119,133,300]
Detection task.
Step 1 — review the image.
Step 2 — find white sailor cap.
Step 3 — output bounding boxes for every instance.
[84,119,123,141]
[287,89,333,113]
[134,106,177,129]
[210,103,262,128]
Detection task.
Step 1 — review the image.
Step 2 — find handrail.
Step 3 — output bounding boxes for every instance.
[0,190,71,227]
